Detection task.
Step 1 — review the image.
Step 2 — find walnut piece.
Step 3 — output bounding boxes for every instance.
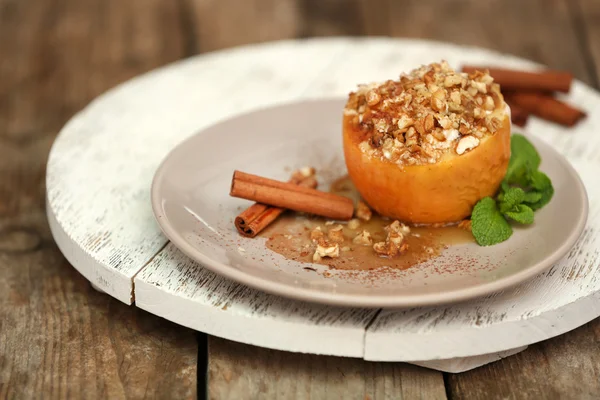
[347,218,361,230]
[355,201,373,221]
[327,225,345,243]
[373,240,409,257]
[313,240,340,262]
[373,221,410,257]
[310,227,324,242]
[386,220,411,235]
[456,135,480,155]
[290,166,317,187]
[344,61,507,166]
[352,230,373,246]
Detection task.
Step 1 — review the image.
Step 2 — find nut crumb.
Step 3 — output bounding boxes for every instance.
[345,61,506,166]
[456,135,480,155]
[373,240,409,257]
[310,227,324,242]
[373,222,410,257]
[356,201,373,221]
[327,225,345,243]
[291,166,316,183]
[313,240,340,261]
[352,230,373,246]
[347,218,361,230]
[386,220,411,235]
[325,220,335,225]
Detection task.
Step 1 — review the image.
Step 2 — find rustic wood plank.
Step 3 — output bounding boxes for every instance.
[135,243,380,358]
[575,0,600,88]
[443,1,600,394]
[0,140,199,398]
[207,336,447,400]
[0,0,198,397]
[384,0,594,85]
[297,0,364,37]
[184,0,300,52]
[1,0,188,302]
[446,318,600,399]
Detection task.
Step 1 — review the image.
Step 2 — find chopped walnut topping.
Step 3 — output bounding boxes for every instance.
[313,239,340,261]
[456,135,480,155]
[373,221,410,257]
[483,96,495,111]
[310,227,324,242]
[352,230,373,246]
[470,80,487,93]
[346,61,507,166]
[355,201,373,221]
[325,220,335,225]
[366,90,381,106]
[327,225,345,243]
[347,218,361,230]
[386,220,411,235]
[373,240,409,257]
[444,74,463,87]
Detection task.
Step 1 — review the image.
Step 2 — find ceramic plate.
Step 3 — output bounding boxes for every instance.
[151,98,588,308]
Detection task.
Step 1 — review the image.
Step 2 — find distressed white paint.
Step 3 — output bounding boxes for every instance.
[134,243,378,357]
[47,38,600,371]
[365,158,600,362]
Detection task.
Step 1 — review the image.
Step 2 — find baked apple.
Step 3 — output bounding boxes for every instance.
[343,61,511,224]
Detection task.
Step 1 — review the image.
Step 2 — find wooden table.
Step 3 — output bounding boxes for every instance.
[1,1,599,398]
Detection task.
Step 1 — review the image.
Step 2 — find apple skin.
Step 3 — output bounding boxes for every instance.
[343,116,511,224]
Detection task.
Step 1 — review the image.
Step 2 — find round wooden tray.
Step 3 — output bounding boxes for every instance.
[46,38,600,373]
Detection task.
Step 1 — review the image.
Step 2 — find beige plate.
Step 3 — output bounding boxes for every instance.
[151,98,588,308]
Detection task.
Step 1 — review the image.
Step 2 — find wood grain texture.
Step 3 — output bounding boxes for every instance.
[0,215,198,398]
[55,32,600,378]
[575,0,600,88]
[0,135,197,399]
[447,318,600,399]
[384,0,594,85]
[14,0,599,397]
[42,0,188,303]
[0,0,197,397]
[135,243,379,358]
[207,336,447,400]
[365,159,600,361]
[183,0,300,52]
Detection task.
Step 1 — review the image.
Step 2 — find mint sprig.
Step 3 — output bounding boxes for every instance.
[472,197,513,246]
[471,134,554,246]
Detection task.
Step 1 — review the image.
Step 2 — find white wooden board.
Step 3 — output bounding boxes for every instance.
[47,38,600,372]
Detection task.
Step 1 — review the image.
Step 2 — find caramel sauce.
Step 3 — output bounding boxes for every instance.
[261,176,474,271]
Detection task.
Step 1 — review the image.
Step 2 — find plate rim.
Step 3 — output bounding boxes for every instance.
[151,97,589,308]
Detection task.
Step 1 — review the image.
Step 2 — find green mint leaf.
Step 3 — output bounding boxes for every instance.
[504,204,535,224]
[472,197,513,246]
[504,134,541,185]
[522,191,542,204]
[527,170,554,210]
[498,187,526,214]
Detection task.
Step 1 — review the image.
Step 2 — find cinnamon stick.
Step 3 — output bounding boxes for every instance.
[230,171,354,221]
[462,66,573,93]
[234,174,317,238]
[506,102,530,127]
[504,92,586,127]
